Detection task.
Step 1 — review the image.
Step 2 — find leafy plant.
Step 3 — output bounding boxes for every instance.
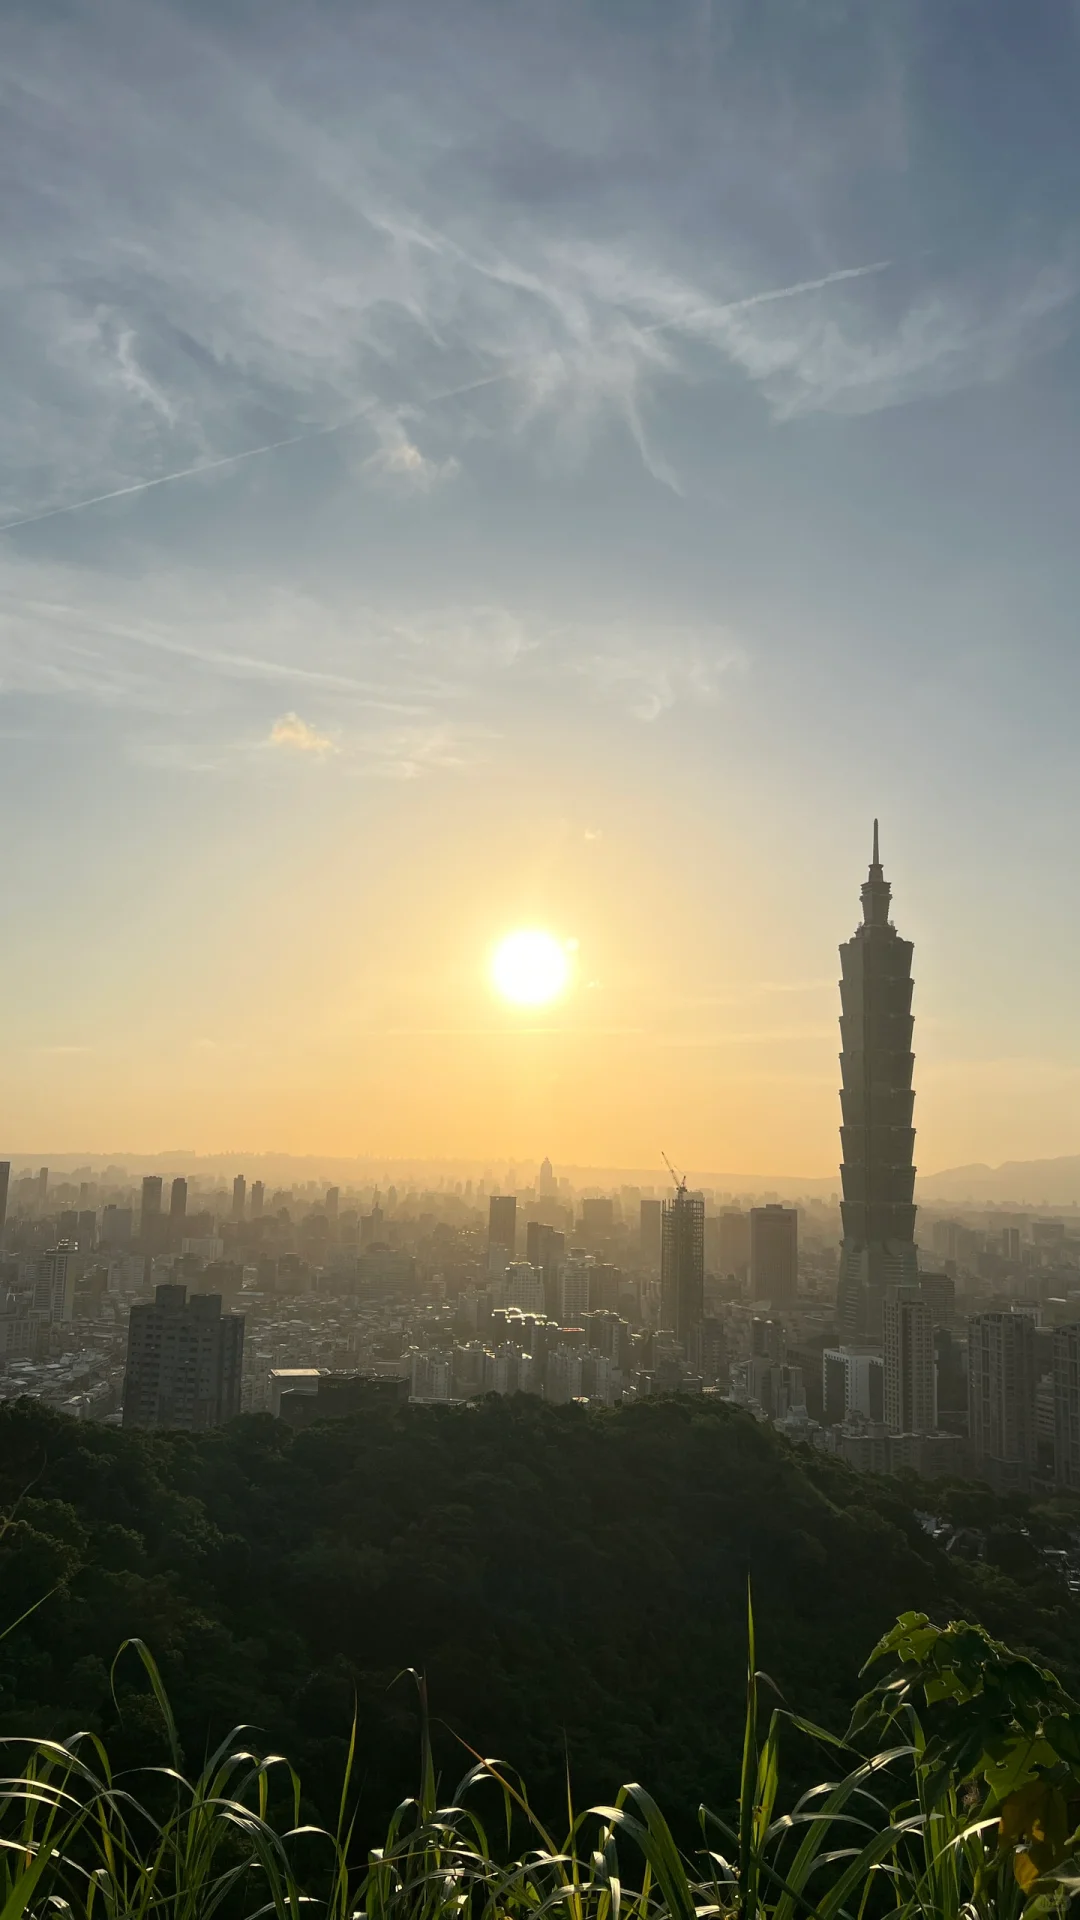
[2,1608,1080,1920]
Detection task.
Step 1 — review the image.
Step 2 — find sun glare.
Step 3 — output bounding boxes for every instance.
[491,929,572,1007]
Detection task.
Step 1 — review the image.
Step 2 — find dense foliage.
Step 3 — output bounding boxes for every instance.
[0,1395,1078,1836]
[7,1610,1080,1920]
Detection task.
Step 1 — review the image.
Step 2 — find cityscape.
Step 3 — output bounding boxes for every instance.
[8,5,1080,1905]
[2,825,1075,1498]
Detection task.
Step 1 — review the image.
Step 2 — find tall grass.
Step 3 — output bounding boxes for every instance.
[1,1602,1078,1920]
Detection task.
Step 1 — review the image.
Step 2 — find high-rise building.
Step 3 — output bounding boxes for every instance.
[0,1162,9,1239]
[916,1270,955,1327]
[837,823,918,1343]
[251,1180,265,1218]
[751,1315,785,1361]
[33,1247,75,1322]
[325,1186,340,1220]
[968,1310,1038,1491]
[504,1261,545,1314]
[140,1176,164,1252]
[640,1199,662,1268]
[822,1348,884,1425]
[882,1287,936,1434]
[76,1209,97,1248]
[37,1168,49,1213]
[538,1157,557,1198]
[1053,1325,1080,1491]
[750,1205,798,1304]
[661,1185,705,1349]
[717,1211,750,1281]
[122,1283,244,1431]
[488,1195,517,1259]
[560,1250,594,1324]
[170,1177,188,1222]
[232,1174,246,1221]
[100,1205,133,1248]
[580,1197,614,1242]
[526,1222,565,1319]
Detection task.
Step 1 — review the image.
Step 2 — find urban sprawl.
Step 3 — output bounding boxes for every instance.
[2,827,1076,1496]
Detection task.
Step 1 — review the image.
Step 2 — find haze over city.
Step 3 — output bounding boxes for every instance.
[5,1,1080,1176]
[12,13,1080,1898]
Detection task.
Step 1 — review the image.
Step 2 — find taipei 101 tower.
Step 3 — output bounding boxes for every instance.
[836,823,919,1342]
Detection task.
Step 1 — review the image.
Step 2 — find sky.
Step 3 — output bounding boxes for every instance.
[4,0,1080,1177]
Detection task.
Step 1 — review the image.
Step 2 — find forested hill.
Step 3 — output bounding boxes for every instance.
[0,1396,1076,1833]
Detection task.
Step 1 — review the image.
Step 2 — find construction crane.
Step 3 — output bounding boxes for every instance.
[661,1150,687,1195]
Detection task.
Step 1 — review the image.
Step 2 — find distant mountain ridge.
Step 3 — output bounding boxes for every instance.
[916,1155,1080,1207]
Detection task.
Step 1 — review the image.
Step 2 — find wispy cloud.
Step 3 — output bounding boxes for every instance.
[0,0,1072,530]
[268,712,338,755]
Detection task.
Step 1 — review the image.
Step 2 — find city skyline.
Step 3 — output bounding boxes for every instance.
[2,818,1079,1195]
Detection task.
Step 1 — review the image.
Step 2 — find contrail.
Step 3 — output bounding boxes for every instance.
[0,263,886,535]
[0,370,510,536]
[644,259,892,337]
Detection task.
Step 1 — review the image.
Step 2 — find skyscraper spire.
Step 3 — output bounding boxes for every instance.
[861,818,891,926]
[837,828,918,1343]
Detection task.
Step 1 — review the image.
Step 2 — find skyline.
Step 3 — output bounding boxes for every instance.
[6,2,1080,1170]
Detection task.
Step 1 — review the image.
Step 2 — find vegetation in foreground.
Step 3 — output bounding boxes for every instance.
[2,1395,1080,1836]
[5,1607,1080,1920]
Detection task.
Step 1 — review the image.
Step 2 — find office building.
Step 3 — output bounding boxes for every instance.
[33,1247,75,1323]
[251,1179,264,1218]
[232,1174,246,1221]
[837,823,919,1342]
[122,1284,244,1431]
[640,1199,662,1267]
[968,1310,1038,1492]
[488,1194,517,1259]
[717,1211,751,1281]
[580,1197,614,1242]
[661,1185,705,1349]
[100,1205,133,1248]
[325,1186,339,1220]
[505,1261,545,1314]
[752,1315,785,1361]
[526,1221,565,1319]
[750,1205,798,1304]
[747,1358,805,1421]
[77,1209,97,1247]
[0,1161,9,1239]
[1053,1325,1080,1491]
[560,1250,594,1324]
[140,1176,164,1252]
[169,1178,188,1237]
[916,1270,955,1327]
[883,1287,936,1435]
[538,1156,556,1197]
[823,1348,884,1425]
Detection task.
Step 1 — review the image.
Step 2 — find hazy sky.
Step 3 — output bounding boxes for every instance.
[4,0,1080,1175]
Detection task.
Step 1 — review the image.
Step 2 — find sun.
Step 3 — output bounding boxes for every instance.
[491,929,573,1007]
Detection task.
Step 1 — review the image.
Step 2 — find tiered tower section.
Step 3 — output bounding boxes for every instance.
[836,823,918,1342]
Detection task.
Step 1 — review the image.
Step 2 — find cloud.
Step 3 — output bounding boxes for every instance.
[361,406,460,492]
[268,712,338,755]
[0,0,1073,530]
[570,625,745,720]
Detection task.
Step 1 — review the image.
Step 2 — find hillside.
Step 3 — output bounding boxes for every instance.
[917,1155,1080,1205]
[0,1396,1077,1833]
